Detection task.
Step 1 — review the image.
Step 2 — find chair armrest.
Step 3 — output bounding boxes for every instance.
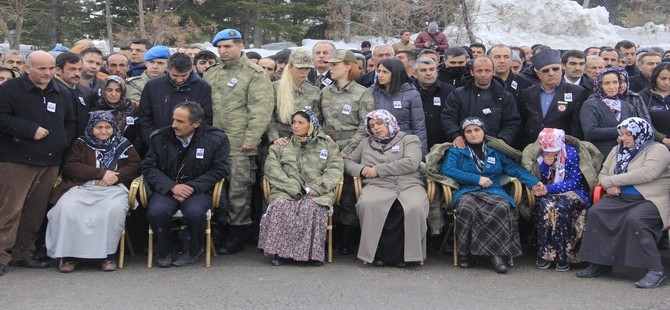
[335,177,344,205]
[128,176,142,209]
[353,176,362,201]
[137,177,148,207]
[525,185,536,207]
[441,184,453,207]
[211,178,225,209]
[508,177,523,206]
[427,180,435,204]
[593,185,604,203]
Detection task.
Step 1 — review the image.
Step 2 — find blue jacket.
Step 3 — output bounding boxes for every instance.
[441,144,539,208]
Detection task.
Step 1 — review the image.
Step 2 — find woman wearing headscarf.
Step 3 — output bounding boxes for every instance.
[46,110,141,273]
[580,67,639,156]
[92,75,143,154]
[638,62,670,149]
[441,117,542,273]
[577,117,670,289]
[526,128,591,272]
[344,109,428,267]
[370,58,427,155]
[259,110,343,266]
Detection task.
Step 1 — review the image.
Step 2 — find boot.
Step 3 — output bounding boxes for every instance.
[338,224,355,255]
[217,225,249,255]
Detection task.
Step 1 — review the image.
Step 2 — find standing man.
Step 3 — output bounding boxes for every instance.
[78,47,105,99]
[395,50,417,79]
[519,49,588,147]
[599,48,619,68]
[139,52,213,144]
[54,52,93,137]
[257,57,277,81]
[584,55,605,81]
[127,39,152,77]
[441,57,520,148]
[0,51,75,275]
[272,49,292,81]
[1,50,25,72]
[307,41,335,89]
[392,30,413,53]
[106,53,129,80]
[126,45,169,102]
[470,43,486,59]
[489,44,533,106]
[561,50,593,94]
[203,28,274,255]
[615,40,639,77]
[629,52,661,93]
[414,22,449,54]
[413,57,455,150]
[143,102,230,267]
[438,46,469,88]
[193,50,217,77]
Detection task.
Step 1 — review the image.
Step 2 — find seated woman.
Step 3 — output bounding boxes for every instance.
[577,117,670,289]
[580,67,639,156]
[258,110,343,266]
[46,111,141,273]
[442,117,542,273]
[527,128,592,272]
[344,109,428,267]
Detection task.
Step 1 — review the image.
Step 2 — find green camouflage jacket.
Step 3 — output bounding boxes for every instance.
[267,81,321,142]
[126,71,157,102]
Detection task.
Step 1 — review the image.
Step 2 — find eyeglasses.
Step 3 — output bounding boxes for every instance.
[540,67,562,74]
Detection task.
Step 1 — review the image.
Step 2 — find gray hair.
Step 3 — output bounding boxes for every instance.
[1,50,24,64]
[372,44,394,57]
[312,41,336,54]
[413,57,436,71]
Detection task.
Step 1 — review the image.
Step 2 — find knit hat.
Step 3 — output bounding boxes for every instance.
[325,49,357,63]
[531,49,561,71]
[428,22,439,32]
[212,29,243,46]
[144,45,170,61]
[289,49,314,68]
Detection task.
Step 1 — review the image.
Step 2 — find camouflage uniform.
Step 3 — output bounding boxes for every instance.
[267,81,321,142]
[125,71,156,102]
[204,53,274,226]
[319,81,374,226]
[265,132,343,206]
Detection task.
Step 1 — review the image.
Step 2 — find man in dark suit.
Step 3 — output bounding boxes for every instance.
[356,44,394,87]
[519,49,588,148]
[561,50,593,95]
[307,41,335,89]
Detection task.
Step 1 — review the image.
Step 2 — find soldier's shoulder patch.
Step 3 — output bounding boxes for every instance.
[246,61,265,73]
[205,63,219,72]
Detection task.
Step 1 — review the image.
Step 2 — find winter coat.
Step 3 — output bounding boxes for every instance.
[579,97,639,156]
[414,79,455,149]
[320,80,375,155]
[267,81,321,142]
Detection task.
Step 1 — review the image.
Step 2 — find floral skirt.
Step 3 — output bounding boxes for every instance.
[535,192,586,263]
[258,197,328,262]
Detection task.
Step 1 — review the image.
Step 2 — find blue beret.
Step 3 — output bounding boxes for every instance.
[212,29,242,46]
[144,45,170,61]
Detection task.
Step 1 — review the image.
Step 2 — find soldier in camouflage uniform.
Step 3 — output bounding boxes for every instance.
[126,45,169,102]
[203,29,274,254]
[320,49,375,255]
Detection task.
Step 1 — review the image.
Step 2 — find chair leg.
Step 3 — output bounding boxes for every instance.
[147,226,153,268]
[206,219,211,267]
[119,229,126,269]
[509,257,514,266]
[327,213,333,263]
[125,231,136,256]
[452,215,457,267]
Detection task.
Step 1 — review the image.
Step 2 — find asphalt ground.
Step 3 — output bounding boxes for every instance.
[2,245,670,309]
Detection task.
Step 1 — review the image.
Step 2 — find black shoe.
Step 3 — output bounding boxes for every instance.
[635,270,666,288]
[9,257,49,268]
[491,256,508,274]
[217,225,248,255]
[371,260,385,267]
[172,249,202,267]
[458,256,471,269]
[576,263,612,278]
[395,262,407,268]
[536,258,551,269]
[0,263,5,276]
[308,260,324,266]
[156,256,172,268]
[555,260,571,272]
[271,255,287,266]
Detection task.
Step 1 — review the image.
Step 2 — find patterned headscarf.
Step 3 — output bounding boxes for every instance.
[594,67,626,121]
[614,117,656,174]
[537,128,567,183]
[461,117,488,172]
[292,109,319,148]
[80,110,131,170]
[365,109,400,143]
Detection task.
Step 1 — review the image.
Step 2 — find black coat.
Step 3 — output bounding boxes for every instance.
[307,69,333,89]
[355,71,375,88]
[54,77,93,139]
[441,76,521,145]
[437,66,466,88]
[138,72,213,144]
[414,79,455,149]
[0,74,76,166]
[519,82,588,148]
[142,124,230,196]
[629,74,651,93]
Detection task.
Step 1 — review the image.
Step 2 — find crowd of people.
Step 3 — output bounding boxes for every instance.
[1,23,670,289]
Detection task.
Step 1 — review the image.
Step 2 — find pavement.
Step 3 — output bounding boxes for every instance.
[2,246,670,309]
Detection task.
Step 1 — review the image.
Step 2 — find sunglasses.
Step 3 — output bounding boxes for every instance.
[540,67,562,74]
